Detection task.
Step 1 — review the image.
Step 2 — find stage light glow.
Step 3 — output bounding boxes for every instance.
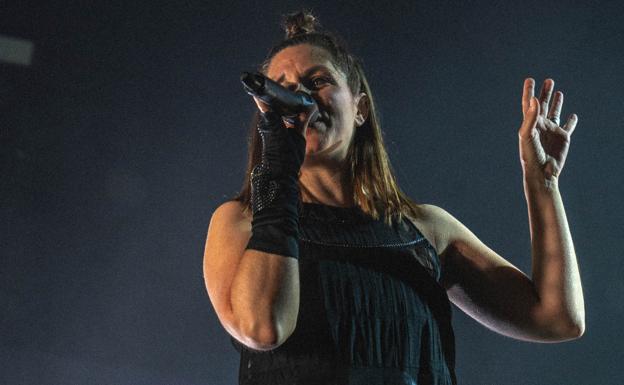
[0,34,34,66]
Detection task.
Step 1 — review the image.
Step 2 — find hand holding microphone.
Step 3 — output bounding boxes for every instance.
[241,71,319,137]
[240,71,315,259]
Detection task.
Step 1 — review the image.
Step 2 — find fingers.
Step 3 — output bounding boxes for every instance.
[538,78,554,118]
[253,92,318,137]
[519,96,540,140]
[522,78,535,118]
[547,91,563,126]
[562,114,578,135]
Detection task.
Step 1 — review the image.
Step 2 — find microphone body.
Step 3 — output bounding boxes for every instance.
[240,71,317,122]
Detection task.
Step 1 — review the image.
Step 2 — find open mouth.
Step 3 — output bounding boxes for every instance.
[313,112,327,125]
[311,117,326,130]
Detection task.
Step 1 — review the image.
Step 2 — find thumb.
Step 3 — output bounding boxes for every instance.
[519,96,539,141]
[252,95,271,114]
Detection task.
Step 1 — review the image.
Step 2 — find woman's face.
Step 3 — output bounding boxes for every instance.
[266,44,368,164]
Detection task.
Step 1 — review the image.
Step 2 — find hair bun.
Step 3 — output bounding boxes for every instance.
[282,10,320,39]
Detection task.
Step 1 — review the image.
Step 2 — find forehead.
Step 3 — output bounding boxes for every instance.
[267,44,338,78]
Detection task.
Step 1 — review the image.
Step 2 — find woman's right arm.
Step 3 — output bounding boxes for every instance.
[203,200,300,351]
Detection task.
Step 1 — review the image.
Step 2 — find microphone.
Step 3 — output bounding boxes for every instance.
[240,71,317,124]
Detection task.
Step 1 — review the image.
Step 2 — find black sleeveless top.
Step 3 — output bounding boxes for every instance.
[231,202,457,385]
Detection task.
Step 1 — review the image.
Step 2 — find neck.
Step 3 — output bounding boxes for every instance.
[299,162,355,207]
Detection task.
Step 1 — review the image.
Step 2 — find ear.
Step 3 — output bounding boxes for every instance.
[354,92,370,127]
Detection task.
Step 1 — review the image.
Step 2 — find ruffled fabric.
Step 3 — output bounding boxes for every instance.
[231,203,456,385]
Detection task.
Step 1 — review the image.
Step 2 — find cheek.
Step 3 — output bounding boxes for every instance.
[324,89,352,119]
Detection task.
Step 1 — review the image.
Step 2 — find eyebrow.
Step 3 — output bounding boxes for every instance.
[275,65,332,85]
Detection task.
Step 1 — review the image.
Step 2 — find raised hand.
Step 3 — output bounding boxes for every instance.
[518,78,578,183]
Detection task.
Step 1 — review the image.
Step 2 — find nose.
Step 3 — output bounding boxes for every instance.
[283,81,311,95]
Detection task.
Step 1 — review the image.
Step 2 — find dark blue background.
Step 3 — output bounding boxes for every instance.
[2,1,623,384]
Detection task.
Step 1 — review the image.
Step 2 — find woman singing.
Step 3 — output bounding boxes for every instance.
[203,10,585,385]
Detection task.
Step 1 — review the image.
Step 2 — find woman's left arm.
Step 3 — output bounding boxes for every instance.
[517,77,585,339]
[434,78,585,343]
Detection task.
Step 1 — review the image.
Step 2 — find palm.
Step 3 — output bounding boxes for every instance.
[518,78,578,181]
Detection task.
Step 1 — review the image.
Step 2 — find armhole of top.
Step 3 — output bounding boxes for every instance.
[402,214,443,282]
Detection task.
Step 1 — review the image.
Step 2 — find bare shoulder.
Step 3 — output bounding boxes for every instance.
[213,199,252,220]
[407,203,458,257]
[210,200,252,233]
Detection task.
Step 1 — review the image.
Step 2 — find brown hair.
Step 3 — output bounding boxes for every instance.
[232,9,423,225]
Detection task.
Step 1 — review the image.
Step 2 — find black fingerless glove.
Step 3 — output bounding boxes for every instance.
[245,111,306,259]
